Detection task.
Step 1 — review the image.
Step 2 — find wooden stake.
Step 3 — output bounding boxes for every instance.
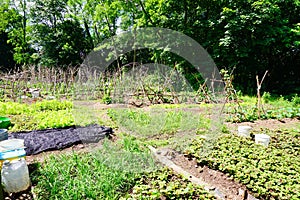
[256,70,268,118]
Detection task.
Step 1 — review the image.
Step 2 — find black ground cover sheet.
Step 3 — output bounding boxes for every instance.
[9,125,113,155]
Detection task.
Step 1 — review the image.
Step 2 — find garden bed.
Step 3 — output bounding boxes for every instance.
[185,129,300,200]
[0,99,299,199]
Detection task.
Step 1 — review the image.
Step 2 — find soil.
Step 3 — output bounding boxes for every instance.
[225,118,299,132]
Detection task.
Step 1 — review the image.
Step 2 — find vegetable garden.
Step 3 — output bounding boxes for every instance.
[1,0,299,199]
[0,92,299,199]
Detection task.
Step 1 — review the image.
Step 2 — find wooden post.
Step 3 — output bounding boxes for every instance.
[256,70,268,118]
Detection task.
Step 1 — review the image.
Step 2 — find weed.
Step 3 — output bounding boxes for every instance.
[292,94,300,106]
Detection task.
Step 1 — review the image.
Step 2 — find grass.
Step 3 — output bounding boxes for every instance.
[31,135,214,199]
[106,106,215,151]
[31,136,157,199]
[107,107,211,137]
[32,152,137,199]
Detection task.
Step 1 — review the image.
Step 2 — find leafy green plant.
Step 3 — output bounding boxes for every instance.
[262,92,272,103]
[0,100,75,131]
[185,129,300,200]
[122,168,215,200]
[9,110,75,132]
[225,96,300,122]
[292,94,300,106]
[0,100,73,115]
[101,94,112,104]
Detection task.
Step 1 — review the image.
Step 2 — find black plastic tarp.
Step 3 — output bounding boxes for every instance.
[9,125,113,156]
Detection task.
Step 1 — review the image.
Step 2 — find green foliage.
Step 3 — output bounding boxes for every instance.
[107,107,210,137]
[0,2,19,68]
[0,100,74,131]
[226,96,300,122]
[0,100,73,115]
[226,106,300,122]
[10,110,75,132]
[1,0,300,94]
[122,168,215,200]
[135,0,300,94]
[28,0,92,67]
[185,129,300,199]
[292,94,300,106]
[262,92,272,103]
[31,151,137,199]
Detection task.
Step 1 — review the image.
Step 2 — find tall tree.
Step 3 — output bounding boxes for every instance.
[0,1,17,70]
[30,0,91,67]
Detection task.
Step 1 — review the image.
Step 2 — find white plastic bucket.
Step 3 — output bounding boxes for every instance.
[255,134,270,147]
[238,126,252,137]
[0,139,30,193]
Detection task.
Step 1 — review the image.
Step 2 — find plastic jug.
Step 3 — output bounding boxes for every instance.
[0,139,30,193]
[1,158,30,193]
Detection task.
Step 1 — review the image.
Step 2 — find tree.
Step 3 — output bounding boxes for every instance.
[0,0,34,68]
[30,0,91,67]
[0,2,16,70]
[134,0,300,94]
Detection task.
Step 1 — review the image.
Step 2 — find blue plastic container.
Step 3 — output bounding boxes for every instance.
[0,149,26,160]
[0,139,26,160]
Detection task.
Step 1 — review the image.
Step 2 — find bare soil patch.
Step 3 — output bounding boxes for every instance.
[226,118,299,132]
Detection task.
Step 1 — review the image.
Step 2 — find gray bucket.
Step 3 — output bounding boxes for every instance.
[0,129,8,141]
